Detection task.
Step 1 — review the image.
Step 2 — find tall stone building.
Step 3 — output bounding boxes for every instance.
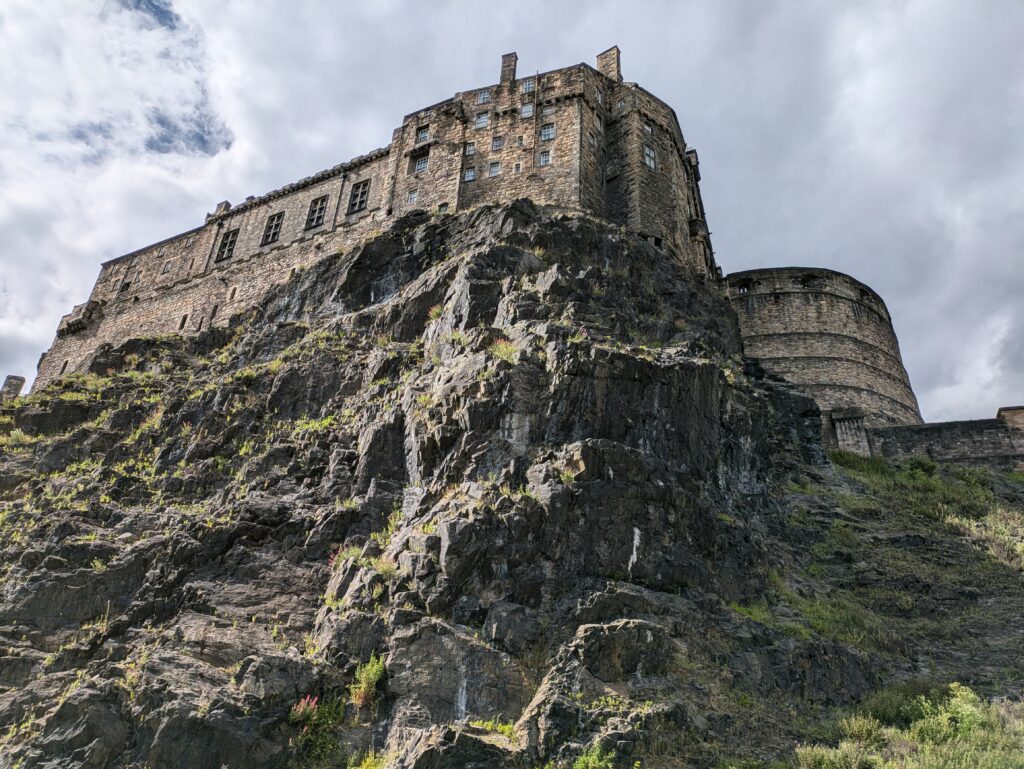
[16,47,1024,469]
[33,47,715,388]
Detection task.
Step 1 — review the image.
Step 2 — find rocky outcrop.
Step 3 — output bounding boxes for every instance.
[1,201,1021,769]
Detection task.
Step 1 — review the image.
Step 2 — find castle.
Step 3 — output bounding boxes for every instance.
[8,48,1022,470]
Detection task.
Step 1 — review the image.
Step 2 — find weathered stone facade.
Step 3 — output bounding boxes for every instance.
[723,267,922,431]
[33,47,716,388]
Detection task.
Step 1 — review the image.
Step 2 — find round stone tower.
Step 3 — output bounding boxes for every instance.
[723,267,922,439]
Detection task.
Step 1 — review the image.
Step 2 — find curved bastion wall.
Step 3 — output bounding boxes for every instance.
[723,267,923,438]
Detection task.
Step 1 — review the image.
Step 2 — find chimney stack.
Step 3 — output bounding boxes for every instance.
[596,46,622,82]
[500,52,518,84]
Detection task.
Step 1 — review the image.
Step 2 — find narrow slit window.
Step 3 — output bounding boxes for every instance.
[179,314,188,330]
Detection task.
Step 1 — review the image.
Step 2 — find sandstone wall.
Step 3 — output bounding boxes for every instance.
[724,267,922,428]
[867,417,1024,472]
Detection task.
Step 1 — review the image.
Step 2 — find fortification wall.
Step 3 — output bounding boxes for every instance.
[724,267,922,429]
[33,47,719,389]
[866,416,1024,472]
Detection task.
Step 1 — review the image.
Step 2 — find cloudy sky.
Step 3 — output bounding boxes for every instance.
[0,0,1021,420]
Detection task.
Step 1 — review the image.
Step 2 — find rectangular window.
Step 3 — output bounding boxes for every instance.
[596,116,603,133]
[305,196,328,229]
[161,260,172,274]
[463,167,476,182]
[516,135,524,147]
[522,77,535,93]
[416,125,429,143]
[465,142,476,156]
[644,144,657,169]
[414,154,429,173]
[514,162,521,174]
[407,189,418,204]
[215,228,239,262]
[488,160,501,177]
[616,99,625,110]
[520,103,534,118]
[596,91,603,105]
[347,179,370,214]
[491,136,504,151]
[588,132,597,148]
[476,90,491,104]
[540,123,555,141]
[474,112,489,129]
[538,150,551,167]
[262,211,284,244]
[542,105,556,116]
[643,122,653,135]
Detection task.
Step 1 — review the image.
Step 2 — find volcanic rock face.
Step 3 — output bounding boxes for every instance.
[1,202,1021,769]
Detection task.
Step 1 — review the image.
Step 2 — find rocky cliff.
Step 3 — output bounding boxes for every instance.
[1,202,1022,769]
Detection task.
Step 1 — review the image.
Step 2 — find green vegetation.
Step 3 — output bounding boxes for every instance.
[572,745,616,769]
[488,338,519,364]
[346,751,386,769]
[288,694,347,768]
[828,450,995,522]
[291,415,337,438]
[469,717,517,741]
[348,653,385,710]
[0,429,40,451]
[792,683,1024,769]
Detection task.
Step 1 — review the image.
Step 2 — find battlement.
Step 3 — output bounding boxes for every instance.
[32,47,717,388]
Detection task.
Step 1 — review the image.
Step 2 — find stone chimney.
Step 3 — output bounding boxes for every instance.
[596,46,622,82]
[206,200,232,222]
[1,375,26,401]
[500,52,518,84]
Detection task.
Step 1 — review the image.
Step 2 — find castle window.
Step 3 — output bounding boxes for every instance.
[538,150,551,167]
[465,142,476,156]
[416,124,430,143]
[644,145,657,169]
[514,162,521,174]
[595,90,603,105]
[411,150,429,174]
[347,180,370,213]
[305,196,328,229]
[228,287,237,300]
[161,261,172,274]
[262,211,284,244]
[520,103,534,118]
[438,203,449,213]
[185,234,196,247]
[407,189,418,204]
[516,136,524,147]
[463,167,476,182]
[542,105,556,116]
[588,132,597,148]
[474,112,490,129]
[179,314,188,330]
[616,99,625,110]
[643,122,653,135]
[492,136,504,151]
[215,228,239,262]
[522,77,535,93]
[488,160,501,177]
[476,90,491,105]
[539,123,555,141]
[59,360,69,376]
[210,304,218,320]
[596,116,603,132]
[119,280,131,293]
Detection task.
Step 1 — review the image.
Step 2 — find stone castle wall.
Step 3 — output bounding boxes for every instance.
[34,47,716,388]
[723,267,923,434]
[866,415,1024,472]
